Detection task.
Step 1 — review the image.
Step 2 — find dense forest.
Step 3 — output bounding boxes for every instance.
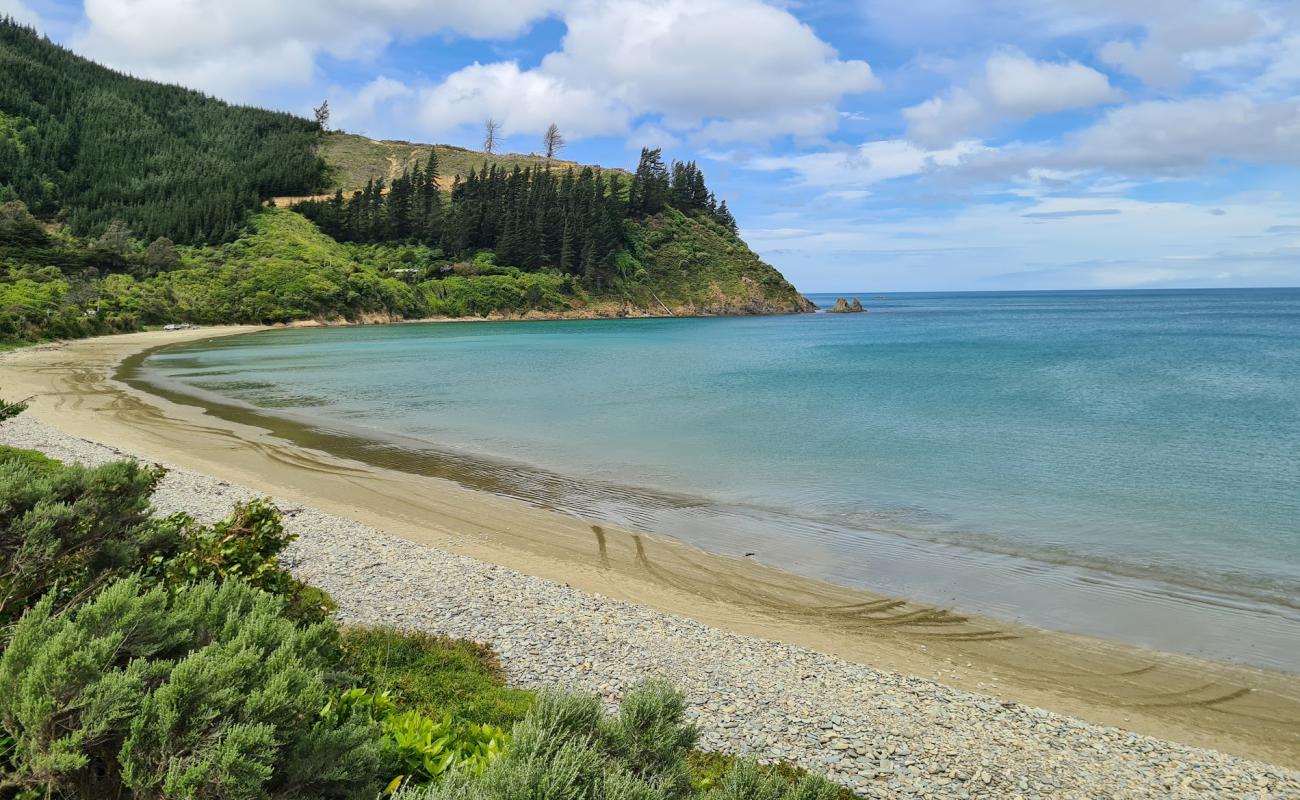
[296,148,737,287]
[0,18,323,244]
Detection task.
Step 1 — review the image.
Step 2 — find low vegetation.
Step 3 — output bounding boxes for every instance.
[0,399,849,799]
[1,202,806,347]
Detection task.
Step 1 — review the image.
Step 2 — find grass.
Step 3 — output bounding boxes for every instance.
[0,445,64,477]
[339,626,536,729]
[319,132,610,194]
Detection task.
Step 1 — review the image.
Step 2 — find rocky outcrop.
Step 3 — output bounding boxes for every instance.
[828,297,866,313]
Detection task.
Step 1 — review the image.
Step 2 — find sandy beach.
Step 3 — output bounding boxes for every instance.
[2,328,1299,788]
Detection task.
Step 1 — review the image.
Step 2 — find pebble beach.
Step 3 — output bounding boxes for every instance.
[3,414,1296,800]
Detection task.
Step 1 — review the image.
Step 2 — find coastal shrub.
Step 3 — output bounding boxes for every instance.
[698,760,842,800]
[339,627,535,727]
[686,753,854,799]
[599,681,698,796]
[159,498,297,595]
[0,577,382,799]
[392,684,844,800]
[0,452,172,628]
[394,684,698,800]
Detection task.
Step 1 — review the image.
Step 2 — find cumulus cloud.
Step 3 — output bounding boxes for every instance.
[1059,95,1300,173]
[329,76,416,132]
[1093,1,1265,86]
[904,51,1120,147]
[72,0,569,101]
[69,0,876,143]
[416,0,878,142]
[417,62,630,139]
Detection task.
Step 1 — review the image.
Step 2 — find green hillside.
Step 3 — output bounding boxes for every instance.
[0,20,323,243]
[0,18,811,345]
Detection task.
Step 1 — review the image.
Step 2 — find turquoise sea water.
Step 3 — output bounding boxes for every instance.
[140,289,1300,669]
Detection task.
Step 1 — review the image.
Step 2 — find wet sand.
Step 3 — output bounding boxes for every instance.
[2,327,1297,769]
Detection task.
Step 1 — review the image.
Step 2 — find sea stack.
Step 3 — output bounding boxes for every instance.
[828,297,865,313]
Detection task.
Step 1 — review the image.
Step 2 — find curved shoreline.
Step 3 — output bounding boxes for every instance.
[123,330,1300,672]
[1,328,1299,774]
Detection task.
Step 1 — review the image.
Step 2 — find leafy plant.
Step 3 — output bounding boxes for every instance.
[384,710,508,785]
[0,577,382,799]
[0,450,173,628]
[160,498,297,594]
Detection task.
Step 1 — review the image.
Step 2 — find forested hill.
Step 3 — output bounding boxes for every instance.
[0,19,323,243]
[0,17,812,344]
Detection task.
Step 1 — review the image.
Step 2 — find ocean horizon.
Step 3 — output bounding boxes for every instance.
[137,287,1300,671]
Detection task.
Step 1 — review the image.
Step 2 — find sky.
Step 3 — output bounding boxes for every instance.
[6,0,1300,292]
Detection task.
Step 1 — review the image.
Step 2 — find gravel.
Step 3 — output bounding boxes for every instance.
[3,415,1297,800]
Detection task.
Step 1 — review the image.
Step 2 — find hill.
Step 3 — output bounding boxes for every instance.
[0,19,811,344]
[327,132,596,191]
[0,19,323,244]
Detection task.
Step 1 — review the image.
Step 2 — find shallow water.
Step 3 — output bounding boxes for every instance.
[140,289,1300,670]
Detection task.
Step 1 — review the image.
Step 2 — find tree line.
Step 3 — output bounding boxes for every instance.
[0,18,324,245]
[295,147,739,286]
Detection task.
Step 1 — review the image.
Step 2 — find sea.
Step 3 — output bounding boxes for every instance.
[135,289,1300,670]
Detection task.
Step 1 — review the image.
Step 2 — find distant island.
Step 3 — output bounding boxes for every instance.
[0,20,810,348]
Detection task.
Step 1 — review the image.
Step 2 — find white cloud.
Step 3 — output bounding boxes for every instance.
[72,0,569,101]
[904,51,1120,147]
[415,0,878,142]
[67,0,875,143]
[1060,95,1300,173]
[1094,2,1265,87]
[751,195,1300,291]
[330,76,416,132]
[743,139,987,188]
[417,61,630,139]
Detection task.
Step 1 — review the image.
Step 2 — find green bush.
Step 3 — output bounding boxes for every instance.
[394,684,844,800]
[0,577,382,799]
[0,453,172,628]
[160,498,297,595]
[698,760,842,800]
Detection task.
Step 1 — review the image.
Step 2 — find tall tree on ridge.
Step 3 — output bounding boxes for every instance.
[313,100,330,132]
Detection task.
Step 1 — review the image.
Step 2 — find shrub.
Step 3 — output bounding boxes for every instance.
[699,760,842,800]
[160,498,297,596]
[600,680,697,796]
[393,684,844,800]
[0,577,382,799]
[0,453,173,628]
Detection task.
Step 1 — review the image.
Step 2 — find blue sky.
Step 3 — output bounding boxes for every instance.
[7,0,1300,292]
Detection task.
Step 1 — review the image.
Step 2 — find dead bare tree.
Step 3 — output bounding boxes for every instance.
[543,123,566,164]
[483,117,501,154]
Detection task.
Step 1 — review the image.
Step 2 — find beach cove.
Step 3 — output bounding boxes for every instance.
[1,326,1298,798]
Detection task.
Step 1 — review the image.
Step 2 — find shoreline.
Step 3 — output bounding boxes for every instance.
[122,331,1300,673]
[1,328,1299,773]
